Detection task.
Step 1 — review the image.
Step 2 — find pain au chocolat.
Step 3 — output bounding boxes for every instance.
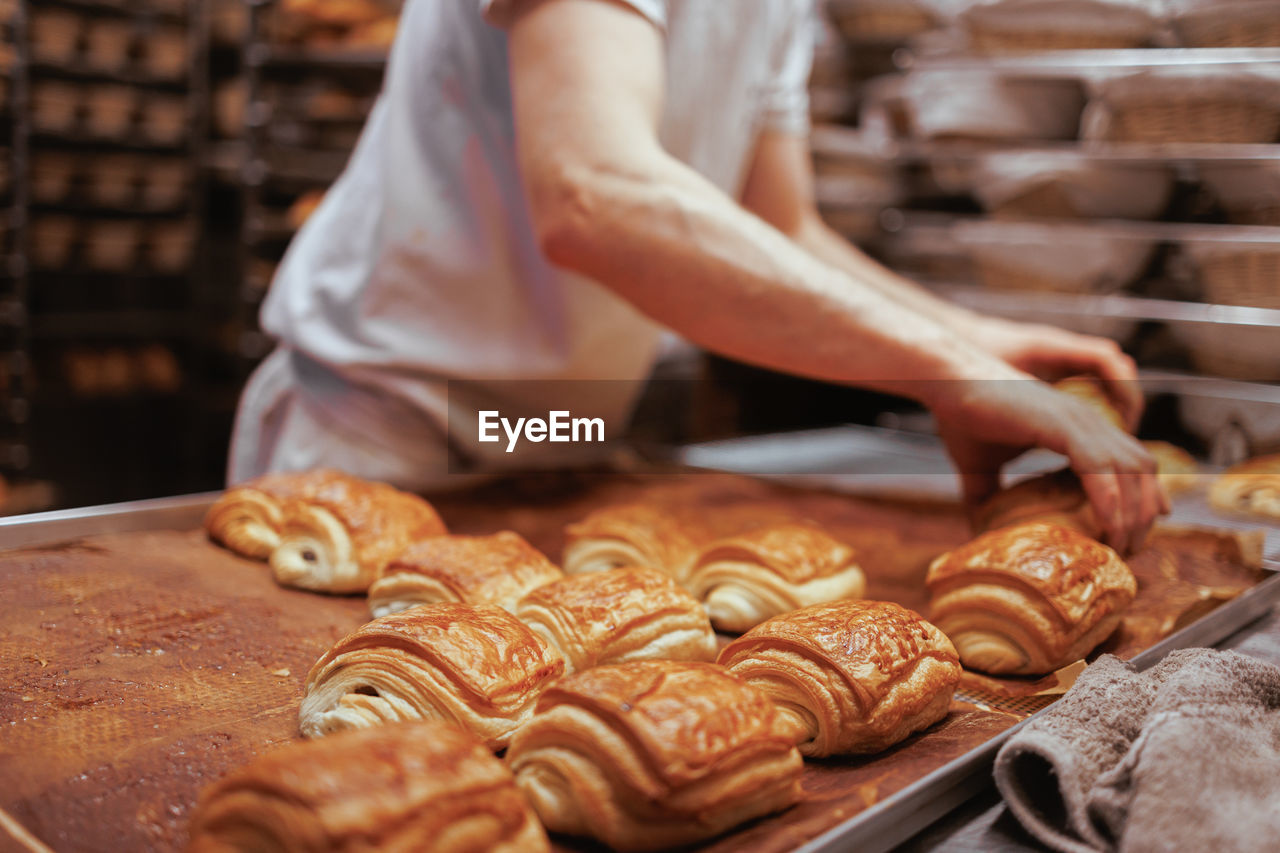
[514,566,717,674]
[205,468,446,593]
[1053,375,1129,431]
[562,503,702,582]
[973,468,1100,540]
[367,531,562,618]
[1144,440,1200,497]
[685,522,867,633]
[187,721,548,853]
[506,660,803,852]
[719,600,960,756]
[1209,453,1280,519]
[299,603,564,750]
[926,522,1136,675]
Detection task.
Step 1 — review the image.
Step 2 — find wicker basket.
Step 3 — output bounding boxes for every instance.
[1171,1,1280,47]
[990,182,1082,219]
[903,71,1085,141]
[959,224,1155,294]
[1175,323,1280,381]
[31,8,82,65]
[961,0,1161,53]
[971,153,1174,220]
[149,223,196,273]
[31,217,80,271]
[1086,69,1280,144]
[1191,248,1280,310]
[84,18,134,72]
[1198,162,1280,225]
[32,155,78,205]
[85,222,142,271]
[969,28,1146,52]
[1109,98,1280,144]
[144,27,189,79]
[830,2,937,41]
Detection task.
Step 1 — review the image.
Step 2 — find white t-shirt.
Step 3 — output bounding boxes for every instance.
[256,0,815,474]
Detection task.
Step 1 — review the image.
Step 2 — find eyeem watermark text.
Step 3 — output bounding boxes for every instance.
[478,410,605,453]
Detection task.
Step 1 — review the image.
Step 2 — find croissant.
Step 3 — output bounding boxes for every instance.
[205,469,447,593]
[1144,440,1200,497]
[1054,376,1129,431]
[562,503,702,582]
[299,603,564,750]
[926,521,1136,675]
[1209,453,1280,519]
[506,660,803,851]
[187,721,548,852]
[972,468,1100,540]
[514,566,717,674]
[684,522,866,633]
[367,531,562,618]
[718,600,960,756]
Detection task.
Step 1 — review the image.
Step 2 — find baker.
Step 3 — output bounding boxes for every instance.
[229,0,1164,553]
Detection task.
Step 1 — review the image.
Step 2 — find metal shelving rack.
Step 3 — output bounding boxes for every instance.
[9,0,211,509]
[235,0,396,377]
[812,3,1280,459]
[2,1,32,488]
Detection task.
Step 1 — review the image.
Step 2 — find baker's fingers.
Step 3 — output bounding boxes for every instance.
[1079,468,1124,551]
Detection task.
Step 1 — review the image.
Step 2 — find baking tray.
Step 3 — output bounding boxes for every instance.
[1,474,1277,853]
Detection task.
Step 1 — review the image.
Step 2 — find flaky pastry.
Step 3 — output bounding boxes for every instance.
[719,600,960,756]
[1054,375,1129,431]
[1144,440,1200,497]
[506,661,802,851]
[514,566,717,674]
[299,603,564,749]
[367,531,562,618]
[562,503,701,582]
[1209,453,1280,519]
[685,522,866,633]
[972,468,1100,540]
[187,721,548,852]
[205,469,446,593]
[926,521,1136,675]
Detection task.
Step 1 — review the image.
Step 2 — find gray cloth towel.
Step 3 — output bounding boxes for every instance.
[993,649,1280,853]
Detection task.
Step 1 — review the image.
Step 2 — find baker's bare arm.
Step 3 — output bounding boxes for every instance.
[741,130,1145,424]
[506,0,1162,552]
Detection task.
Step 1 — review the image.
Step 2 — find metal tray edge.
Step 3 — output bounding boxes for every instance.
[796,570,1280,853]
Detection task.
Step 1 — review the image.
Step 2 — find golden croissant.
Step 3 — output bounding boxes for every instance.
[299,603,564,749]
[205,469,446,593]
[187,721,549,852]
[719,600,960,756]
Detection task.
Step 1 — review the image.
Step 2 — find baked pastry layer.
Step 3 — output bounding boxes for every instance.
[719,600,960,756]
[562,503,702,582]
[506,660,803,851]
[1144,440,1200,497]
[926,521,1136,675]
[1209,453,1280,519]
[299,603,564,749]
[514,566,717,673]
[686,522,866,632]
[1054,375,1129,431]
[367,531,562,618]
[187,721,548,852]
[205,469,447,593]
[973,468,1100,540]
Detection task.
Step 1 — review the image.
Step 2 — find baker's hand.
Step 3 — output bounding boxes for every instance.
[932,378,1167,555]
[963,316,1143,430]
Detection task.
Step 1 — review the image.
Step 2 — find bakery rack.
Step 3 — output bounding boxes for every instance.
[233,0,400,381]
[12,0,212,509]
[812,1,1280,463]
[0,1,33,503]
